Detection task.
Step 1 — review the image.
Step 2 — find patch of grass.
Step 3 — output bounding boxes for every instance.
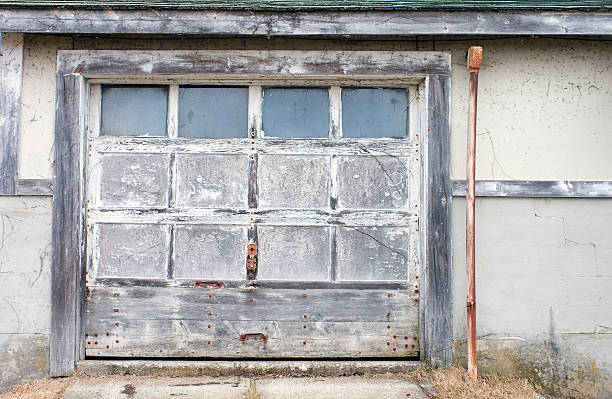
[411,367,544,399]
[0,378,70,399]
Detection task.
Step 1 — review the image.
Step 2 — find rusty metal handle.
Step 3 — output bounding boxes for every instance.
[194,281,224,288]
[239,333,268,342]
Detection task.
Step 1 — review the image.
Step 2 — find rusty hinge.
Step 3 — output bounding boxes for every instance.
[246,242,258,280]
[240,333,268,342]
[194,281,224,288]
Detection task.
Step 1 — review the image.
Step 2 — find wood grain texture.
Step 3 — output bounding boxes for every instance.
[16,178,53,195]
[57,50,450,77]
[89,136,419,156]
[1,9,612,35]
[50,73,86,376]
[452,180,612,198]
[1,0,610,10]
[0,33,23,195]
[420,74,452,368]
[84,285,419,357]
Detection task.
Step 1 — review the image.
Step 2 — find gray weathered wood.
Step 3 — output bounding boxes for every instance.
[84,285,418,357]
[91,278,411,290]
[51,73,86,376]
[57,50,449,77]
[2,9,612,36]
[452,180,612,198]
[86,286,418,322]
[420,74,452,368]
[16,178,53,195]
[0,33,23,195]
[86,208,418,227]
[84,320,419,358]
[89,136,418,156]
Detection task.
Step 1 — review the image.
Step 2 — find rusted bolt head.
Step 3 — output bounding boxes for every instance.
[249,298,254,302]
[246,258,257,270]
[247,243,258,256]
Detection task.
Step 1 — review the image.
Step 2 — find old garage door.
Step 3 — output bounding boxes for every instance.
[84,83,421,357]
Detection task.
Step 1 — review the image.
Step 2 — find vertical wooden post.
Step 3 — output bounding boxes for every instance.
[466,46,482,381]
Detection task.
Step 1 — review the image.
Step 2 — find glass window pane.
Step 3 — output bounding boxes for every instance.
[342,88,409,138]
[178,86,248,138]
[262,88,329,138]
[101,85,168,137]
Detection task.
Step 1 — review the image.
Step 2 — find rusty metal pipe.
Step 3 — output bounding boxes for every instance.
[466,46,482,381]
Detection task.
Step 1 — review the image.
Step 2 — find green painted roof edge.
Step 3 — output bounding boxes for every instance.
[1,0,611,9]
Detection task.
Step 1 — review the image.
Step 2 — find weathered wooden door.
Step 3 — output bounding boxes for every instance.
[84,83,421,358]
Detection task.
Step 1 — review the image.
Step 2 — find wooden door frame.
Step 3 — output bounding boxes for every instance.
[51,49,452,376]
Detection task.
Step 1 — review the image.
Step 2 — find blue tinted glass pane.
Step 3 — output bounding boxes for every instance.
[342,88,409,138]
[178,87,248,138]
[262,88,329,138]
[101,85,168,137]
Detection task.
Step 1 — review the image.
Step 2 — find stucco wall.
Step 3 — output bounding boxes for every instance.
[2,34,611,397]
[0,196,52,391]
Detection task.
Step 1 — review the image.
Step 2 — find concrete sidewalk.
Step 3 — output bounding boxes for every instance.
[61,376,429,399]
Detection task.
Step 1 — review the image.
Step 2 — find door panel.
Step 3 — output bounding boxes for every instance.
[95,224,170,279]
[176,154,249,208]
[99,154,170,207]
[336,226,411,281]
[258,155,330,209]
[257,226,332,281]
[336,155,410,209]
[173,225,248,280]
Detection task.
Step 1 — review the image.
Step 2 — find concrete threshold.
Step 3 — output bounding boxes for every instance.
[77,359,425,378]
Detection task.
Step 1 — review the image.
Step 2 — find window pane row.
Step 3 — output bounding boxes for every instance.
[100,85,409,139]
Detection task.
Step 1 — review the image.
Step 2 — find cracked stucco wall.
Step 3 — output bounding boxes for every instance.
[2,34,611,396]
[0,197,51,392]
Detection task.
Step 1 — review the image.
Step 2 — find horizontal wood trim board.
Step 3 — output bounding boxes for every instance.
[2,9,612,35]
[17,179,53,195]
[6,180,612,198]
[57,50,449,76]
[84,321,418,358]
[87,209,418,226]
[91,278,413,290]
[452,180,612,198]
[86,286,418,322]
[90,137,419,156]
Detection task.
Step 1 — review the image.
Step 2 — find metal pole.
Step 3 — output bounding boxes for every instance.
[466,46,482,381]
